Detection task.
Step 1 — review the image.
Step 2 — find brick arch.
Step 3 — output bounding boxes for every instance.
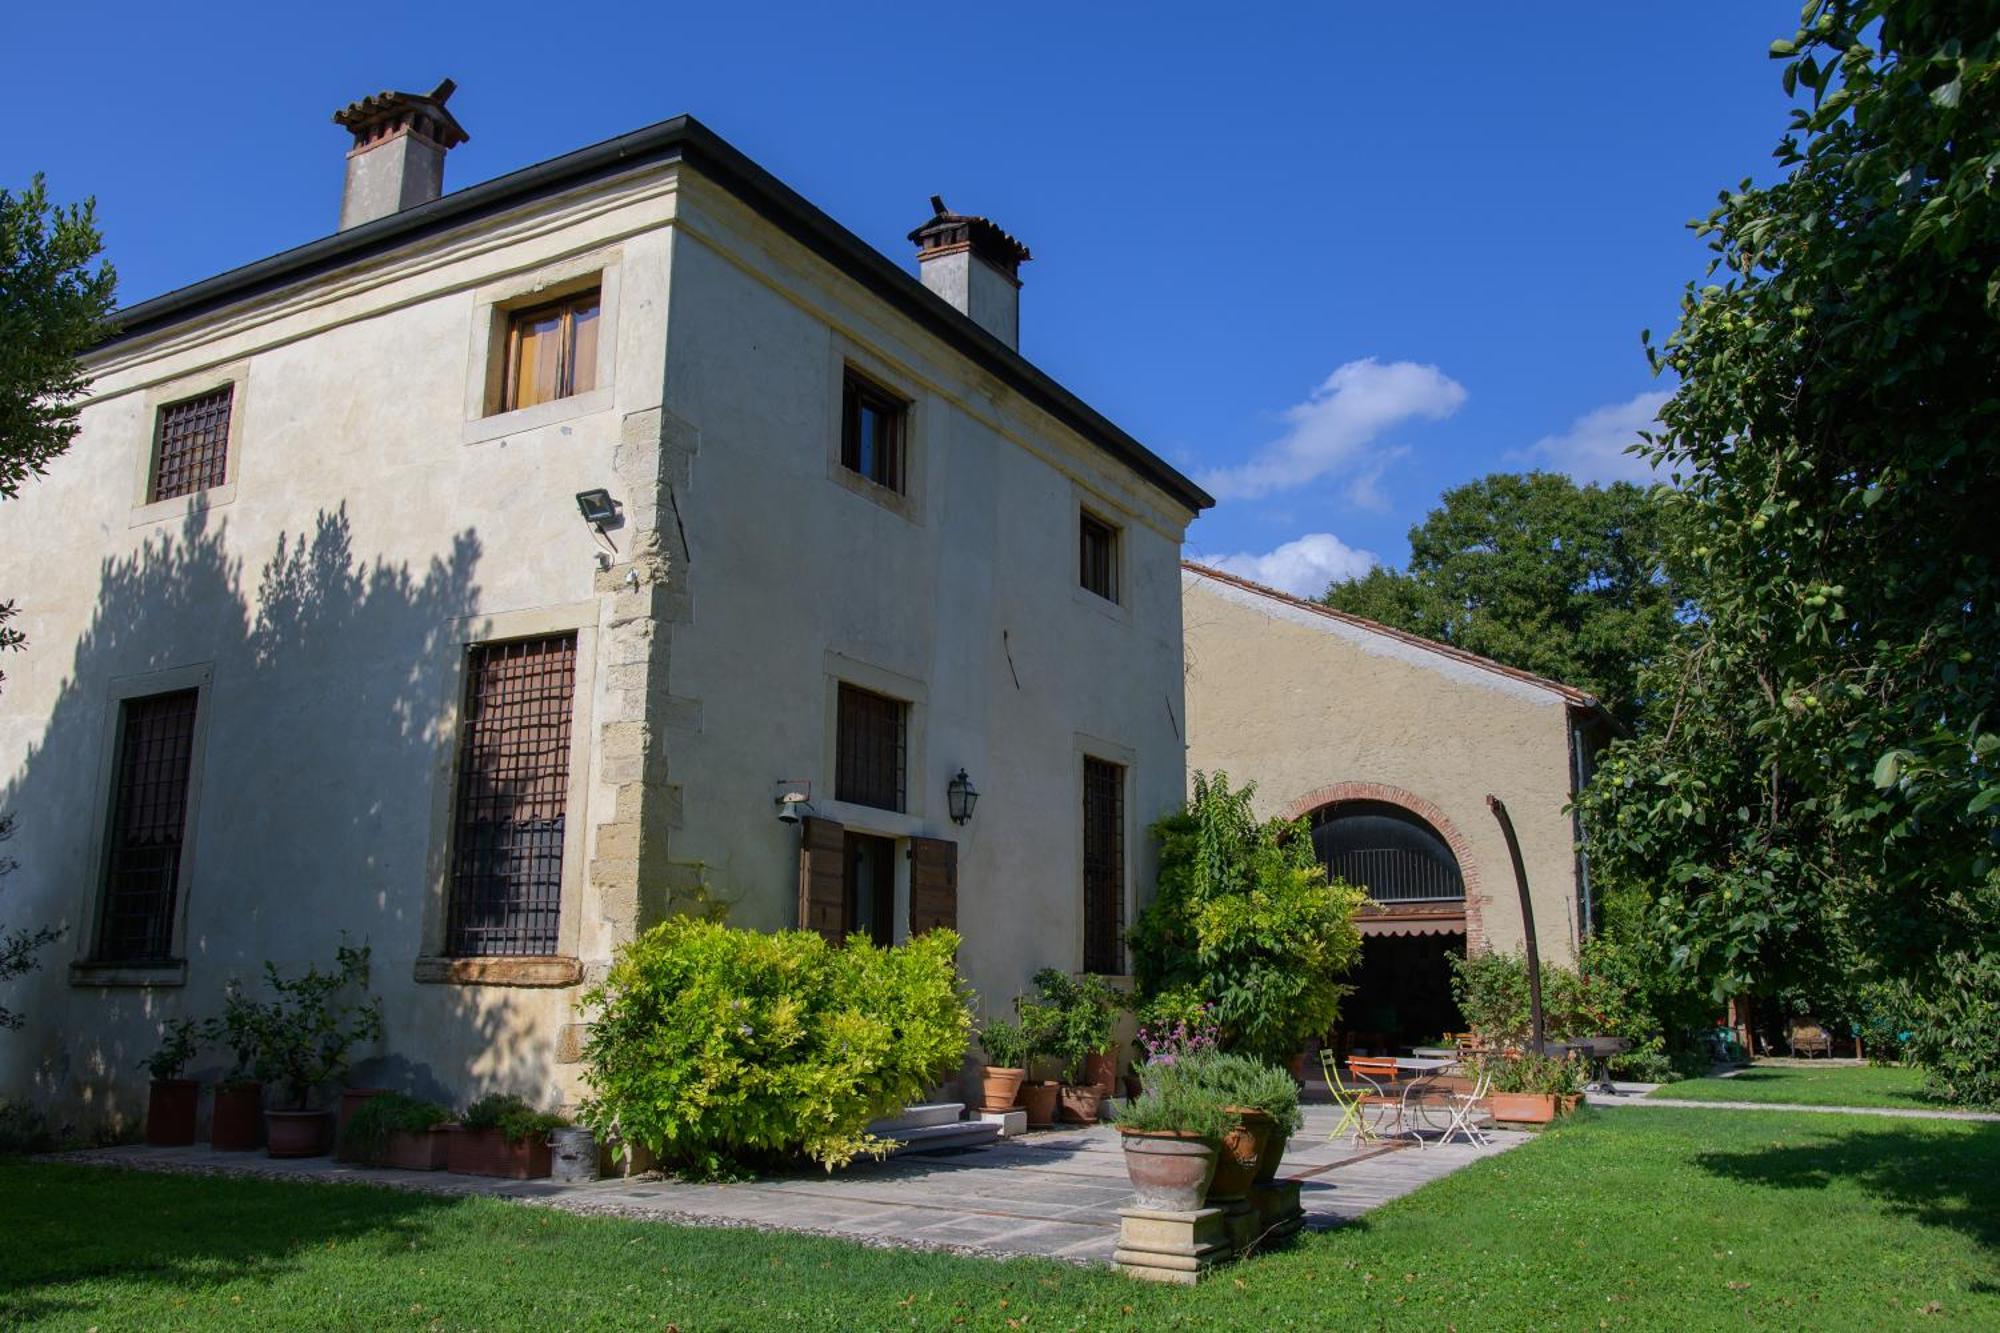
[1280,781,1487,949]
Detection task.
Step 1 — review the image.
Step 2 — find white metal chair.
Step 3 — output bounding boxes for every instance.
[1434,1064,1494,1148]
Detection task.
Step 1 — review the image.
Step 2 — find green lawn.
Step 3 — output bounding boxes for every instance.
[5,1108,1997,1330]
[1650,1063,1942,1110]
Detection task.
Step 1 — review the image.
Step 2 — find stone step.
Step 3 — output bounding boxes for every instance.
[879,1119,1003,1156]
[866,1102,968,1136]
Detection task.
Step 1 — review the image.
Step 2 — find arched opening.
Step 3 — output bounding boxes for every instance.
[1309,799,1467,1055]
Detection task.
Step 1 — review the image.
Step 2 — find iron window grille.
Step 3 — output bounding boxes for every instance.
[1309,801,1466,902]
[150,386,233,502]
[96,690,200,962]
[835,683,907,812]
[1082,756,1127,974]
[445,633,578,956]
[502,289,601,412]
[840,369,906,493]
[1079,511,1119,603]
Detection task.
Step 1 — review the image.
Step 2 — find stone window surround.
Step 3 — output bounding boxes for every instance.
[825,339,925,525]
[461,249,622,447]
[1074,731,1137,979]
[415,601,599,986]
[128,363,250,530]
[1071,484,1133,626]
[818,651,929,837]
[67,662,217,989]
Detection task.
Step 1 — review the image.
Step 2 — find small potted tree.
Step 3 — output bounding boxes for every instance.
[446,1093,564,1179]
[1014,997,1062,1129]
[1113,1060,1234,1212]
[243,942,384,1158]
[1027,969,1117,1125]
[204,987,265,1151]
[974,1016,1030,1114]
[344,1092,451,1170]
[140,1017,202,1147]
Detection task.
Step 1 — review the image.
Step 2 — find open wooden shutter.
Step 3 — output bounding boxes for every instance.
[908,836,958,936]
[797,816,846,942]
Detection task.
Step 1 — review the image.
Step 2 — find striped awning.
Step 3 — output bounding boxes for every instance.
[1355,902,1467,938]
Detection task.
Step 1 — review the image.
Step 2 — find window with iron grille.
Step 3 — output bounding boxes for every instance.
[502,288,600,412]
[836,683,906,812]
[840,369,906,492]
[96,690,200,962]
[150,386,233,502]
[1082,757,1126,974]
[446,634,578,956]
[1079,511,1119,603]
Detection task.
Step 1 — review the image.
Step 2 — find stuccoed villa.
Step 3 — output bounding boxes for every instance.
[0,82,1212,1129]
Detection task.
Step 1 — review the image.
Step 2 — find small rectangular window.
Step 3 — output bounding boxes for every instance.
[97,690,200,962]
[1082,756,1126,975]
[502,289,600,412]
[447,633,578,956]
[840,370,906,492]
[150,386,233,502]
[836,683,907,812]
[1080,511,1120,603]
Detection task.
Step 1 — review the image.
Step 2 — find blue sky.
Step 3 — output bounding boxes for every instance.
[2,2,1795,593]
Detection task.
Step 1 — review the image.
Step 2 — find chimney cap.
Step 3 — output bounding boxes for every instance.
[908,195,1031,281]
[333,78,470,151]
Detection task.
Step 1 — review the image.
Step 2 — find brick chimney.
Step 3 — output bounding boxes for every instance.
[332,79,469,230]
[908,196,1031,349]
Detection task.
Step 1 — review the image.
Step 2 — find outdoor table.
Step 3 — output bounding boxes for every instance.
[1385,1057,1456,1140]
[1409,1046,1457,1061]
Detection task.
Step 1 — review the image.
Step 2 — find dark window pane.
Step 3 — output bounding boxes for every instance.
[151,387,232,502]
[97,690,199,962]
[836,684,906,812]
[840,370,905,493]
[447,634,578,956]
[1082,757,1126,974]
[1080,513,1118,602]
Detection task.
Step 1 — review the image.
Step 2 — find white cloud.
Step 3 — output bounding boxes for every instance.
[1514,389,1671,486]
[1202,359,1468,501]
[1207,532,1379,599]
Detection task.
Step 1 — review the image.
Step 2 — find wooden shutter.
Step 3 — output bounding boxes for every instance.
[797,816,847,942]
[908,836,958,936]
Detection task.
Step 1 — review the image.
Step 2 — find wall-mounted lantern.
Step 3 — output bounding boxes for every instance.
[946,768,979,825]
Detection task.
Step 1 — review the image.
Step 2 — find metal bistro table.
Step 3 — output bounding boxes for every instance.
[1383,1056,1457,1141]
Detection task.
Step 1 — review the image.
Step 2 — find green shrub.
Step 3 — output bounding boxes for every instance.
[0,1100,53,1155]
[345,1093,449,1158]
[139,1016,201,1082]
[977,1017,1030,1070]
[1481,1052,1583,1097]
[1113,1059,1237,1142]
[212,941,383,1109]
[1169,1050,1303,1138]
[1017,969,1119,1083]
[580,918,971,1177]
[461,1093,565,1144]
[1130,772,1365,1064]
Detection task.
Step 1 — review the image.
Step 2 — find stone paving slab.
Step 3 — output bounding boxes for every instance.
[51,1104,1525,1265]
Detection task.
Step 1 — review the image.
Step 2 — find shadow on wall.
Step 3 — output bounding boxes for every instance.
[1,503,557,1131]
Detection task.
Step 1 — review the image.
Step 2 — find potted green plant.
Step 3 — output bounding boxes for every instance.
[446,1093,565,1179]
[344,1092,451,1170]
[140,1017,203,1147]
[1483,1051,1584,1126]
[242,942,384,1158]
[975,1016,1030,1114]
[204,986,265,1151]
[1112,1061,1235,1212]
[1027,969,1117,1125]
[1184,1050,1302,1185]
[1014,997,1061,1129]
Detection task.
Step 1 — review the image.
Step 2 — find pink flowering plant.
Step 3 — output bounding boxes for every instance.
[1134,992,1220,1070]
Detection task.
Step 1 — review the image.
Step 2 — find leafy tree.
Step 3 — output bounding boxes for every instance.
[0,176,115,1024]
[1578,2,2000,1104]
[1323,472,1683,727]
[1129,771,1365,1064]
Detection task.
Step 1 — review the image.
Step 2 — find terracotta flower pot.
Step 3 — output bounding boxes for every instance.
[210,1082,263,1151]
[1119,1130,1219,1212]
[1018,1080,1060,1129]
[1488,1092,1559,1125]
[1123,1071,1144,1100]
[1058,1083,1105,1125]
[144,1078,200,1147]
[1084,1050,1118,1096]
[336,1087,388,1160]
[978,1066,1025,1114]
[1559,1093,1583,1116]
[444,1125,553,1179]
[1286,1052,1309,1085]
[374,1127,448,1171]
[265,1108,333,1158]
[1239,1108,1287,1184]
[1206,1110,1268,1203]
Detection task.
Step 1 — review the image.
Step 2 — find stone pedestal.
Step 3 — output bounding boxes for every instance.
[1114,1206,1233,1284]
[1250,1180,1304,1244]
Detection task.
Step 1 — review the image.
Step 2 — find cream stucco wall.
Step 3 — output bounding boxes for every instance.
[1181,568,1587,963]
[0,147,1199,1133]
